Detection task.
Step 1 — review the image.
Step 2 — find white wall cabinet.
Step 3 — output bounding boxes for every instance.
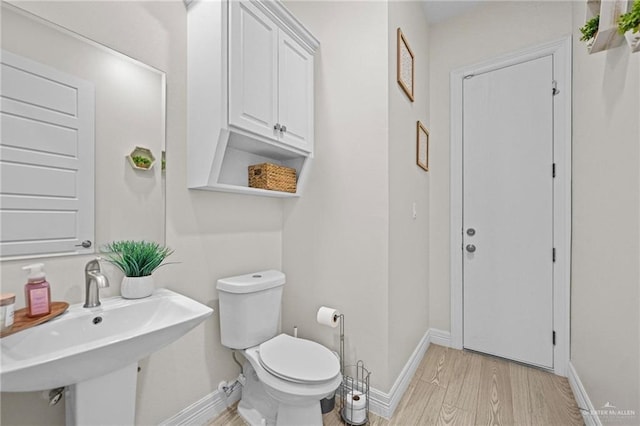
[188,0,318,197]
[277,30,314,152]
[229,1,314,153]
[228,1,279,142]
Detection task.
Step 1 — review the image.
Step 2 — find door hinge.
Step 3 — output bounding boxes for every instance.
[553,331,556,345]
[553,248,556,262]
[552,80,559,96]
[552,163,556,178]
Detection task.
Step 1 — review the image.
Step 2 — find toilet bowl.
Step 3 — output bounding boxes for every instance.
[239,334,342,426]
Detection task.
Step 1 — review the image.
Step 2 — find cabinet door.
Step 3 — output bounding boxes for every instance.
[229,1,278,139]
[278,31,314,152]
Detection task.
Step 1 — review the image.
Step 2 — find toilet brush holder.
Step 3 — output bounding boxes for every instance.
[321,392,336,414]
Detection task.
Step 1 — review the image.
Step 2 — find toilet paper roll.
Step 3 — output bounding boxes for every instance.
[316,306,340,328]
[346,391,366,410]
[345,391,367,424]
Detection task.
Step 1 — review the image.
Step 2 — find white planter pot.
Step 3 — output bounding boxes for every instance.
[121,275,154,299]
[624,29,640,53]
[586,37,595,49]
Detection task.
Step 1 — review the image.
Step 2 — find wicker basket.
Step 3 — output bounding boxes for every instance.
[248,163,297,193]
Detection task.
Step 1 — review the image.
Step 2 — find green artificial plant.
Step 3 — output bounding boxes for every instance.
[580,15,600,41]
[132,155,152,168]
[102,240,173,277]
[618,0,640,34]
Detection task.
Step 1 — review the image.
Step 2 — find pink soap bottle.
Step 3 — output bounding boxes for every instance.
[22,263,51,317]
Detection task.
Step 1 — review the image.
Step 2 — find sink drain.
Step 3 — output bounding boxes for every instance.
[92,316,103,325]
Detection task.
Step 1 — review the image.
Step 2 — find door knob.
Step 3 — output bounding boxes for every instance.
[466,244,476,253]
[281,125,287,133]
[274,123,281,131]
[466,228,476,236]
[75,240,92,248]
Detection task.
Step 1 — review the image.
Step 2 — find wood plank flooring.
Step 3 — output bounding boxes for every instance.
[209,344,583,425]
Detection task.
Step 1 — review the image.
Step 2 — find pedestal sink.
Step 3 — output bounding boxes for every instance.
[0,288,213,425]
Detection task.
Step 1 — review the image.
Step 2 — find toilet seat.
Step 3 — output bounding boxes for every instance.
[244,345,342,399]
[258,334,340,384]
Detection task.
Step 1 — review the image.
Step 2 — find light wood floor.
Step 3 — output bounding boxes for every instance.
[209,344,584,425]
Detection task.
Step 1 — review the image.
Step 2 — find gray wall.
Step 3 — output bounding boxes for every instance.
[281,0,432,392]
[387,0,431,388]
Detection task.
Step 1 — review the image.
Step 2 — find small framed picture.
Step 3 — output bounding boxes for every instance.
[397,28,415,102]
[417,121,429,171]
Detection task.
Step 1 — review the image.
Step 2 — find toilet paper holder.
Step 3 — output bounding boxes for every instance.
[318,307,370,424]
[340,360,370,425]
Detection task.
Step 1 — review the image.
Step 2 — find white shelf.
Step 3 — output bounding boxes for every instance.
[190,183,301,198]
[214,131,309,196]
[585,0,628,54]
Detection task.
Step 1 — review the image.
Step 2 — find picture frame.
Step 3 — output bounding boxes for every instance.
[417,121,429,171]
[397,28,415,102]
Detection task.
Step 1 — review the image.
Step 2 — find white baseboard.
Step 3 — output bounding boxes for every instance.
[428,328,452,348]
[159,385,241,426]
[162,328,451,424]
[567,361,602,426]
[368,328,451,419]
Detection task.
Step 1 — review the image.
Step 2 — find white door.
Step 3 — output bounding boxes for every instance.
[1,50,94,258]
[228,0,278,140]
[278,30,313,153]
[463,55,554,368]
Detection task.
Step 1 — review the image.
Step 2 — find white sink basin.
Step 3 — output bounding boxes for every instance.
[0,288,213,392]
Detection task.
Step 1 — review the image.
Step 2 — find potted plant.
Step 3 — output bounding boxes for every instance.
[580,15,600,48]
[102,240,173,299]
[618,0,640,51]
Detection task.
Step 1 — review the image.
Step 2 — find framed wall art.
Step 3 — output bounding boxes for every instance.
[397,28,415,102]
[417,121,429,171]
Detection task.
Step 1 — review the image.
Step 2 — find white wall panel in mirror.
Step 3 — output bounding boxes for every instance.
[1,50,95,258]
[0,3,166,259]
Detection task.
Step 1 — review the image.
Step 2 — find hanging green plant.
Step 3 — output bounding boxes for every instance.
[580,15,600,42]
[618,0,640,34]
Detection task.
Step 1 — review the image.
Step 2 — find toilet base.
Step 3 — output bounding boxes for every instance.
[276,401,323,426]
[238,360,325,426]
[237,402,270,426]
[238,362,278,425]
[238,399,323,426]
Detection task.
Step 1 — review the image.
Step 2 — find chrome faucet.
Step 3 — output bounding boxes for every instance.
[84,258,110,308]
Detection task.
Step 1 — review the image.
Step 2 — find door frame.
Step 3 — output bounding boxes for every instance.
[449,37,572,376]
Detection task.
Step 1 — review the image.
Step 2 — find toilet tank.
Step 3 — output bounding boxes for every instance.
[216,270,285,349]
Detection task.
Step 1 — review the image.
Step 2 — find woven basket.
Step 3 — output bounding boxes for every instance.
[248,163,297,193]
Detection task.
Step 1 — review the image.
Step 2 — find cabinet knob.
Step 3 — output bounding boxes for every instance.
[274,123,281,131]
[281,125,287,133]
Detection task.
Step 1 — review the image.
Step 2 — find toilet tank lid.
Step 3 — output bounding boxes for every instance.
[216,270,285,294]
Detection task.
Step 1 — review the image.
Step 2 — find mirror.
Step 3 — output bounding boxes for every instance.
[1,3,166,258]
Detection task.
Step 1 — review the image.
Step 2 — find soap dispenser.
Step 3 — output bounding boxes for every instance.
[22,263,51,317]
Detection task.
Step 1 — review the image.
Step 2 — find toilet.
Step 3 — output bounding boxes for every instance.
[217,270,342,426]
